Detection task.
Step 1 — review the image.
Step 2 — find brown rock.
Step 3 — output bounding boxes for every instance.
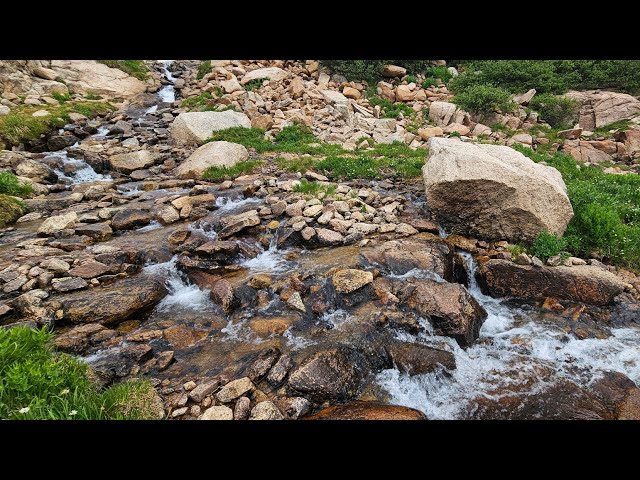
[307,401,426,420]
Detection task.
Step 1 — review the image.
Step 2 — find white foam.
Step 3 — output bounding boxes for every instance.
[387,268,446,283]
[375,250,640,419]
[283,327,314,350]
[137,220,162,232]
[48,150,111,184]
[215,196,262,213]
[319,308,352,328]
[144,256,214,312]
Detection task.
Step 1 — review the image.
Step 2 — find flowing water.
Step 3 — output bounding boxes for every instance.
[47,149,111,184]
[375,251,640,419]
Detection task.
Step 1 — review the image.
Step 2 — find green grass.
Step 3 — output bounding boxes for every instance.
[244,79,265,91]
[406,75,418,84]
[423,66,453,86]
[293,178,337,197]
[369,95,414,119]
[84,92,103,101]
[275,156,317,173]
[0,171,33,197]
[422,77,439,88]
[514,145,640,269]
[196,60,212,80]
[51,92,71,103]
[506,243,526,260]
[530,231,568,261]
[593,120,633,137]
[181,91,216,111]
[98,60,149,80]
[0,194,26,228]
[0,327,162,420]
[202,160,262,181]
[320,60,435,83]
[0,102,114,146]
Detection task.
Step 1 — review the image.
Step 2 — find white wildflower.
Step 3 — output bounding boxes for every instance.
[19,407,30,414]
[69,410,78,416]
[60,389,70,395]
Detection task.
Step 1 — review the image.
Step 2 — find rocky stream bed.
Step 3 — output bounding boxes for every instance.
[1,60,639,420]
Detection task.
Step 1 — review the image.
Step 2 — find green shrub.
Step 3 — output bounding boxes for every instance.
[244,79,265,91]
[0,326,161,420]
[451,60,640,95]
[181,91,215,111]
[98,60,148,80]
[530,231,568,260]
[452,84,515,113]
[202,160,262,181]
[51,92,71,103]
[0,171,33,197]
[320,60,434,82]
[424,66,453,85]
[406,75,418,84]
[529,94,579,129]
[292,178,336,196]
[84,92,102,100]
[196,60,212,80]
[368,95,414,118]
[515,145,640,268]
[422,77,439,88]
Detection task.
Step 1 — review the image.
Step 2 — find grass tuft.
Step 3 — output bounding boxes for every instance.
[202,160,262,181]
[98,60,149,80]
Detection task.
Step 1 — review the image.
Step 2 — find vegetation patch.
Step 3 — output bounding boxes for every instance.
[244,79,265,91]
[0,326,162,420]
[196,60,212,80]
[368,95,414,119]
[0,171,33,197]
[515,145,640,269]
[51,92,71,103]
[320,60,435,82]
[529,94,579,129]
[422,66,453,87]
[593,119,633,137]
[0,194,25,228]
[202,160,262,181]
[293,178,337,197]
[0,102,114,146]
[83,92,103,101]
[530,231,568,261]
[452,84,515,114]
[97,60,149,80]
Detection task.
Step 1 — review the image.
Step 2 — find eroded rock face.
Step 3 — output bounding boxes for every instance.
[307,401,427,420]
[175,141,248,179]
[476,259,626,306]
[109,150,161,174]
[47,276,167,325]
[288,347,371,403]
[49,60,147,98]
[398,279,487,348]
[423,138,573,243]
[170,111,251,145]
[566,90,640,128]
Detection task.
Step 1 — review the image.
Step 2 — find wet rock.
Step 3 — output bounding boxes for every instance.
[38,212,78,235]
[201,405,233,420]
[51,277,88,292]
[247,348,280,381]
[247,273,272,289]
[267,354,293,386]
[275,396,311,420]
[170,111,251,146]
[153,205,180,225]
[109,150,161,174]
[361,234,453,279]
[176,141,249,179]
[111,209,151,230]
[286,291,306,313]
[217,210,260,238]
[307,401,427,420]
[48,276,166,325]
[401,279,487,347]
[155,350,174,371]
[216,377,254,403]
[424,137,573,243]
[16,159,57,183]
[288,347,371,403]
[250,401,284,420]
[69,260,110,279]
[74,222,112,242]
[234,396,251,420]
[189,379,220,402]
[210,279,235,313]
[332,269,373,294]
[24,192,84,213]
[476,259,625,306]
[53,323,105,354]
[40,258,71,273]
[387,341,456,375]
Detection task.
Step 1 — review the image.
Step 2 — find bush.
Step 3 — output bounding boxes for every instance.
[452,84,515,113]
[244,79,265,91]
[530,231,568,260]
[529,94,579,129]
[196,60,212,80]
[0,171,33,197]
[451,60,640,95]
[0,326,162,420]
[368,95,414,119]
[320,60,434,82]
[514,145,640,269]
[51,92,71,103]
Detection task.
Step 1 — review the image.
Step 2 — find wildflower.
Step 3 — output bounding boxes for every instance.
[69,410,78,416]
[19,407,30,414]
[60,389,70,395]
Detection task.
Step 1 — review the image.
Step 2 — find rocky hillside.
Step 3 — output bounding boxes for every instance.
[0,59,639,421]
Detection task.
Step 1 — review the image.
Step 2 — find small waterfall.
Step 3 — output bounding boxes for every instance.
[240,228,291,273]
[49,149,111,185]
